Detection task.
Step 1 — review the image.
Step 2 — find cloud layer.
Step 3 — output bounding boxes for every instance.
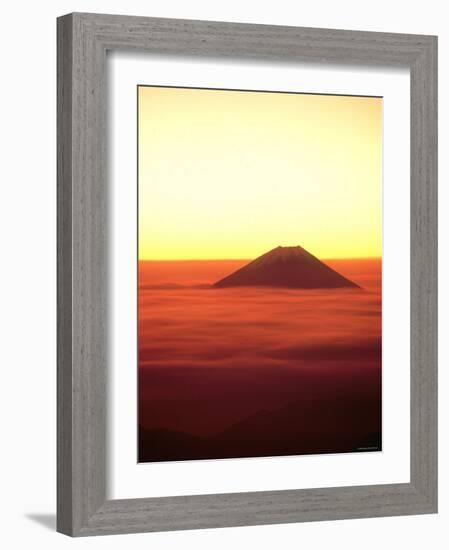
[139,259,382,447]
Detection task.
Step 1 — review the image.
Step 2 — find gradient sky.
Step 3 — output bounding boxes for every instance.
[138,86,382,260]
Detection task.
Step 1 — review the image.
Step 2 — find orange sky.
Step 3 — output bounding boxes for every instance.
[138,86,382,260]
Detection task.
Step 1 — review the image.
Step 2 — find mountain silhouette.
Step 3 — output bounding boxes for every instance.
[214,246,360,289]
[139,388,381,462]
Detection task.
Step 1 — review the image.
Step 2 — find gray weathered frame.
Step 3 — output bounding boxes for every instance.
[57,12,438,537]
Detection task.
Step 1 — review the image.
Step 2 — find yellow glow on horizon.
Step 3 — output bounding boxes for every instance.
[138,86,382,260]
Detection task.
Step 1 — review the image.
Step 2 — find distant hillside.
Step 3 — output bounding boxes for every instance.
[214,246,360,289]
[139,389,381,462]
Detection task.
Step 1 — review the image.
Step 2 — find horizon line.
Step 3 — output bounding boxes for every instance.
[139,256,382,262]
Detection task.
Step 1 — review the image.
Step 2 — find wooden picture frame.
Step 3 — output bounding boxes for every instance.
[57,12,437,536]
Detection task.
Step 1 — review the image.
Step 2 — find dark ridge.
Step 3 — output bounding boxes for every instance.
[214,245,360,289]
[139,388,381,462]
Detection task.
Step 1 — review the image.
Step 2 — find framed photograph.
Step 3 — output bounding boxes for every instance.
[57,13,437,536]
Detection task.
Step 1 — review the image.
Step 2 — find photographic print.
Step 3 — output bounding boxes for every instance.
[138,85,382,463]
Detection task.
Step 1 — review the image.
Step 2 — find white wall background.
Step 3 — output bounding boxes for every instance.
[0,1,445,548]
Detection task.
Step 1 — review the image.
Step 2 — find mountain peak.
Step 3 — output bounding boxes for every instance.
[214,246,360,289]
